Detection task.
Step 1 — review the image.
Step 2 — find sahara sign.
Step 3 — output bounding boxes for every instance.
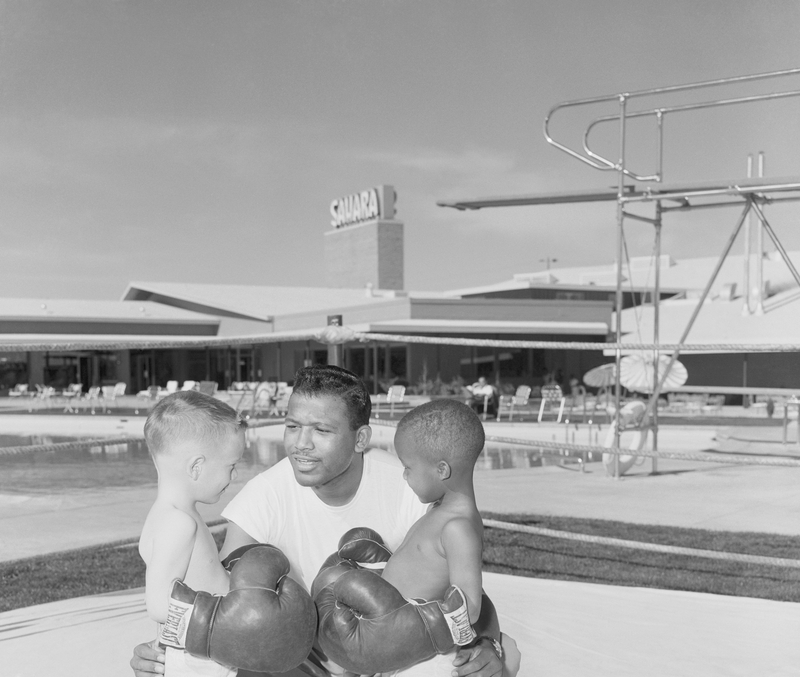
[329,185,396,229]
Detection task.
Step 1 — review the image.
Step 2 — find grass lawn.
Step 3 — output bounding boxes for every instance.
[482,513,800,603]
[1,513,798,613]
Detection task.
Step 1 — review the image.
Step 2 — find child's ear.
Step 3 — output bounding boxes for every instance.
[189,456,205,480]
[437,460,451,480]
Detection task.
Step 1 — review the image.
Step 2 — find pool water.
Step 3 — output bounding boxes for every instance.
[0,426,591,473]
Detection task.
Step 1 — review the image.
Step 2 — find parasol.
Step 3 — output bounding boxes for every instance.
[583,363,617,388]
[619,354,688,393]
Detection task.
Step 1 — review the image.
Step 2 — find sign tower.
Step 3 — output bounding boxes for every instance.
[324,185,404,290]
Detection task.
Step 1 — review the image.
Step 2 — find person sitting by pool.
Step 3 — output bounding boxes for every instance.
[138,391,246,677]
[132,365,518,677]
[467,376,497,417]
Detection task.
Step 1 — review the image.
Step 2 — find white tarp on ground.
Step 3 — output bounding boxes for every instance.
[1,572,797,677]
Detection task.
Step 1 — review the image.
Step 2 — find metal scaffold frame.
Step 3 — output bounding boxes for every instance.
[438,68,800,477]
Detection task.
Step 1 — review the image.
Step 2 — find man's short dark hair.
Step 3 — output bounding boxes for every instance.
[292,365,371,430]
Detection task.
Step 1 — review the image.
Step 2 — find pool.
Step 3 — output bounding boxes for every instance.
[0,423,589,492]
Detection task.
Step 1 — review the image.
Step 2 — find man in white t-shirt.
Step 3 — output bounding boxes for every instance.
[131,365,516,677]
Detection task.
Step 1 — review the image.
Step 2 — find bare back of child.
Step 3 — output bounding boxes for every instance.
[138,391,246,677]
[381,399,485,677]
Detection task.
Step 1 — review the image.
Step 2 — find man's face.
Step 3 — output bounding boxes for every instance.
[283,393,369,494]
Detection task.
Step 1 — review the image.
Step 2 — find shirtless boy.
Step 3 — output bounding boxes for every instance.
[139,391,246,677]
[381,399,487,677]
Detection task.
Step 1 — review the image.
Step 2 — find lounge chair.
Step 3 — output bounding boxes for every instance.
[496,385,532,422]
[135,385,160,414]
[538,384,566,423]
[62,383,83,413]
[157,381,179,399]
[198,381,218,396]
[374,385,406,419]
[8,384,28,398]
[85,386,101,415]
[100,382,127,413]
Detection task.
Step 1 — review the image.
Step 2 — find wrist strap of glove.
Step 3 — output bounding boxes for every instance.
[478,636,504,660]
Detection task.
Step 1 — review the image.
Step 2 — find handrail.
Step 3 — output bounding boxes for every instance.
[543,68,800,183]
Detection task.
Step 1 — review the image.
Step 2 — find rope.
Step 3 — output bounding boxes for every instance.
[0,419,283,456]
[0,435,144,457]
[357,333,800,353]
[5,325,800,353]
[483,519,800,569]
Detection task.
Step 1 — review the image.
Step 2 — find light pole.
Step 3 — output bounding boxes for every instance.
[539,257,558,270]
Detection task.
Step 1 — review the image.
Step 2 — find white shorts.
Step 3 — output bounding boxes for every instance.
[382,651,456,677]
[165,646,237,677]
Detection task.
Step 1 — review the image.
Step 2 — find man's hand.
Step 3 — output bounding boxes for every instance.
[452,638,503,677]
[130,640,164,676]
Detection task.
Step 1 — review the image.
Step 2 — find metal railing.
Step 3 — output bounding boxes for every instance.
[543,68,800,183]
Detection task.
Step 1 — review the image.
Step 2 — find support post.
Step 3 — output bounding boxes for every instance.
[651,201,662,474]
[327,315,343,367]
[742,154,753,316]
[613,94,628,480]
[754,152,765,315]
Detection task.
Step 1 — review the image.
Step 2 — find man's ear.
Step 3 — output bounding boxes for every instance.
[437,460,452,480]
[189,455,205,480]
[354,425,372,454]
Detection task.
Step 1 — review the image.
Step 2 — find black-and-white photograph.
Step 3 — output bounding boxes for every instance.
[0,2,798,676]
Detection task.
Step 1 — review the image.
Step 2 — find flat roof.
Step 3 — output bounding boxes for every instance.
[0,298,218,324]
[124,282,404,322]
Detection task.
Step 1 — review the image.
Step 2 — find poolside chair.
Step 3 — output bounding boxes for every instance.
[157,381,179,399]
[374,385,406,419]
[538,384,566,423]
[198,381,218,397]
[249,382,280,418]
[100,382,127,413]
[135,385,160,414]
[85,386,101,415]
[496,385,532,422]
[8,383,28,398]
[62,383,83,413]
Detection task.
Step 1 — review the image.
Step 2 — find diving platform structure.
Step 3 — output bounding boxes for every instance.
[438,68,800,476]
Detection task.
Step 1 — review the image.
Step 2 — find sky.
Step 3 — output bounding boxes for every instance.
[2,0,800,300]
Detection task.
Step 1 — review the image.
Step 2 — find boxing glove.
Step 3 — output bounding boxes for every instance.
[315,568,477,674]
[311,526,392,599]
[160,543,317,673]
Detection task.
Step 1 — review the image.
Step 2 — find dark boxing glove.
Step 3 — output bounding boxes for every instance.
[315,568,477,674]
[159,543,317,673]
[311,526,392,599]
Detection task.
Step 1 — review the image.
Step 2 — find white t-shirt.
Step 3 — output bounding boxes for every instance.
[221,448,427,591]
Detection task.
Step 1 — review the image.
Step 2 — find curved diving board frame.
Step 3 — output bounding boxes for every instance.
[436,68,800,478]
